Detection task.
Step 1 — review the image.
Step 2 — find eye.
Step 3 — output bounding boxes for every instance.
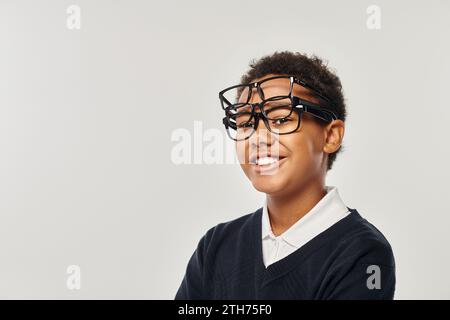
[237,121,254,129]
[272,118,291,125]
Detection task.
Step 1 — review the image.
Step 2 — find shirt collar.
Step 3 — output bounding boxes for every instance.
[261,185,349,248]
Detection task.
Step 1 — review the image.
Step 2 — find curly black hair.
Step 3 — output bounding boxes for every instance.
[238,51,347,171]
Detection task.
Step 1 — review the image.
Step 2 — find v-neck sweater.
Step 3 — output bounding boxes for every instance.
[175,207,396,300]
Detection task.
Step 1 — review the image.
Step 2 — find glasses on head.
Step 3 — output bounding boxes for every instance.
[219,75,338,141]
[219,75,334,111]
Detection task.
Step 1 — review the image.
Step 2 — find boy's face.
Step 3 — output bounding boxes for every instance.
[236,73,342,197]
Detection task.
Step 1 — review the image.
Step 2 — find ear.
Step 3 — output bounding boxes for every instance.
[323,120,345,154]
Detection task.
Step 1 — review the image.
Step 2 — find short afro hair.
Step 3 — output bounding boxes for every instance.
[238,50,347,171]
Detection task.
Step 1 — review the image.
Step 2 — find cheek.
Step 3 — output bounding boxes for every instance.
[235,141,252,177]
[284,130,324,175]
[235,141,249,164]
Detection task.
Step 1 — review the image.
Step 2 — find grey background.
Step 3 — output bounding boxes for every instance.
[0,0,449,299]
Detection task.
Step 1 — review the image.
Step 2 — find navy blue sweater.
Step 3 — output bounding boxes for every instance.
[175,207,396,300]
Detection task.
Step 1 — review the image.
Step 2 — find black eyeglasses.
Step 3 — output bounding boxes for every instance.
[222,95,337,141]
[219,75,338,141]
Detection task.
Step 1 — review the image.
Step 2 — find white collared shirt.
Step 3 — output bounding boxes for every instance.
[262,185,350,268]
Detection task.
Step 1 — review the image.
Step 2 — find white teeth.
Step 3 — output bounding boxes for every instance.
[256,157,278,166]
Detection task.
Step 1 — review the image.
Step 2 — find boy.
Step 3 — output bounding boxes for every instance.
[175,51,395,299]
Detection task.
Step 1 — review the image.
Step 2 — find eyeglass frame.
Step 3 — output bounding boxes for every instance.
[219,75,338,141]
[222,95,338,141]
[218,75,336,111]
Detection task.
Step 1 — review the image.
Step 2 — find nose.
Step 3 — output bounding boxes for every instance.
[250,114,276,148]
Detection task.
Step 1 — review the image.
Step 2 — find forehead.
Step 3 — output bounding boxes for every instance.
[239,74,317,103]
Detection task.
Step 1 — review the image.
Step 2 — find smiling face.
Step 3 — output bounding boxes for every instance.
[236,74,343,197]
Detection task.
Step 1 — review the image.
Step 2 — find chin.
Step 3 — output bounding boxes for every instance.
[250,175,288,195]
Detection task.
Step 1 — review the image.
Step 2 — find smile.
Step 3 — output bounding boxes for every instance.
[255,156,280,166]
[251,156,287,174]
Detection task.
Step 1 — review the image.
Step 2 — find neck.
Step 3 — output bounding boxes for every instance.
[266,179,327,236]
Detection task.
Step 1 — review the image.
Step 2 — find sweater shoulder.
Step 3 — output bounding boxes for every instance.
[200,207,260,250]
[346,211,393,247]
[216,208,259,232]
[334,209,395,267]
